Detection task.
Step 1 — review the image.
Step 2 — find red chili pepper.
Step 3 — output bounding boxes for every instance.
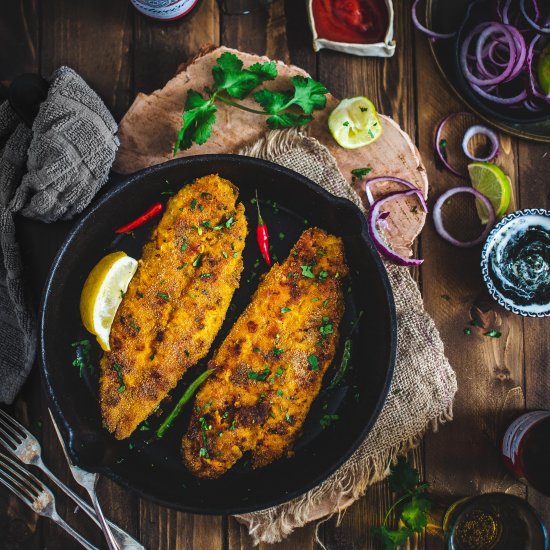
[115,202,163,234]
[255,190,271,267]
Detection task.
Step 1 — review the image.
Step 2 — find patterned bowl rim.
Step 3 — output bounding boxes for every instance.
[481,208,550,318]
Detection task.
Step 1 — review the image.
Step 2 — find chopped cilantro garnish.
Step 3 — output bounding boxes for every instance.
[464,327,472,335]
[192,253,203,268]
[284,414,293,424]
[199,273,212,279]
[136,291,144,298]
[199,447,209,458]
[280,307,291,313]
[301,264,315,278]
[318,270,328,281]
[229,419,237,431]
[278,232,285,240]
[71,340,93,377]
[111,363,126,393]
[222,250,228,258]
[485,329,502,338]
[248,367,270,381]
[157,292,170,302]
[320,324,333,336]
[271,347,284,356]
[308,354,319,371]
[181,241,188,252]
[351,167,373,179]
[129,320,140,333]
[440,294,451,301]
[320,414,339,429]
[276,390,284,397]
[190,198,197,210]
[225,216,235,228]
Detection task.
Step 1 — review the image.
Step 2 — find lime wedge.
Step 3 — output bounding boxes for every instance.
[468,162,511,224]
[328,97,382,149]
[537,44,550,94]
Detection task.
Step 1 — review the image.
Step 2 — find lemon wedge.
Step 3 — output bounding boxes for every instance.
[80,251,138,351]
[328,96,382,149]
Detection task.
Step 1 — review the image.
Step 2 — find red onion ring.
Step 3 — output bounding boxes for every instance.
[411,0,456,41]
[461,125,500,162]
[520,0,550,34]
[367,189,428,266]
[364,176,422,206]
[434,113,469,179]
[433,187,496,248]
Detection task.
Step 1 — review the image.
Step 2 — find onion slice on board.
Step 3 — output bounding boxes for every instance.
[433,187,496,248]
[367,189,428,266]
[364,176,421,205]
[435,113,470,179]
[462,125,500,161]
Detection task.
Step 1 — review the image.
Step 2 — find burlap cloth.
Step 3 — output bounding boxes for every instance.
[233,130,457,545]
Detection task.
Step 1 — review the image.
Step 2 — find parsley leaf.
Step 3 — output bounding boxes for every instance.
[266,112,313,130]
[351,167,373,179]
[389,457,420,494]
[301,264,315,278]
[288,76,328,114]
[308,354,319,371]
[371,526,411,550]
[173,91,217,153]
[402,497,430,532]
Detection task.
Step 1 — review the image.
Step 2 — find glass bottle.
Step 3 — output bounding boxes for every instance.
[130,0,201,21]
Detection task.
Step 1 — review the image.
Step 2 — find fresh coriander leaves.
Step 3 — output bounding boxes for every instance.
[372,457,431,550]
[174,53,329,153]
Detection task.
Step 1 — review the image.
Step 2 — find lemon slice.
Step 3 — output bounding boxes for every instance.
[468,162,511,224]
[80,251,138,351]
[328,97,382,149]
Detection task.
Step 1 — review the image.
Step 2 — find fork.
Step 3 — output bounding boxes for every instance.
[0,408,143,550]
[48,409,119,550]
[0,451,100,549]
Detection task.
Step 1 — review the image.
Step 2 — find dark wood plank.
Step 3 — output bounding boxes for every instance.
[131,3,224,548]
[517,140,550,530]
[412,24,529,549]
[40,0,134,120]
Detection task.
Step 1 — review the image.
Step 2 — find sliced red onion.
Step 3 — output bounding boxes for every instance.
[364,176,422,206]
[470,83,528,104]
[368,189,428,266]
[433,187,496,248]
[411,0,456,41]
[461,125,500,162]
[520,0,550,34]
[435,113,469,179]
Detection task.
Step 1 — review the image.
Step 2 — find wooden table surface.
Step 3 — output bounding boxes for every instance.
[1,1,549,549]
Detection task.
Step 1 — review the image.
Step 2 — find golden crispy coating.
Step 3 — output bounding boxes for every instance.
[100,175,247,439]
[182,228,348,478]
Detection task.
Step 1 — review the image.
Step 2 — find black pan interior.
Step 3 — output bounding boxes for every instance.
[40,155,396,514]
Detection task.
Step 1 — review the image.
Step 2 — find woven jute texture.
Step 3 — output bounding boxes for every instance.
[235,130,457,545]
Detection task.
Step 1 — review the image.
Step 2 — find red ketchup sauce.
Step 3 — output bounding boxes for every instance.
[312,0,389,44]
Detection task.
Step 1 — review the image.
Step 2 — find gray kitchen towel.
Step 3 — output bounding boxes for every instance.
[0,66,119,404]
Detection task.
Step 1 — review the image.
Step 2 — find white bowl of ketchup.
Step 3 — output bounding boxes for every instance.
[307,0,396,57]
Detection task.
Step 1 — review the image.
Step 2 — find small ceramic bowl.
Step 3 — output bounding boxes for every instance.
[481,209,550,317]
[307,0,396,58]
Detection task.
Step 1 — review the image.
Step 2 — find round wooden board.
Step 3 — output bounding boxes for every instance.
[114,46,428,257]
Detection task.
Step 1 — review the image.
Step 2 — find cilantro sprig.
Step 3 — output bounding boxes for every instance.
[372,457,430,549]
[174,53,329,153]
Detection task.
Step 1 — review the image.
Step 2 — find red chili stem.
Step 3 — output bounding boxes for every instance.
[255,190,271,267]
[115,202,163,234]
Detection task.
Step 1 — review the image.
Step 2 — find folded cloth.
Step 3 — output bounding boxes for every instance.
[235,130,458,545]
[0,67,119,404]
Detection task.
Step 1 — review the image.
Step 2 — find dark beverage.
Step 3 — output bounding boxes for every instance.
[502,411,550,496]
[444,493,548,549]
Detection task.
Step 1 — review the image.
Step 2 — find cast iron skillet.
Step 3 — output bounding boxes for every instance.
[40,155,396,514]
[428,0,550,142]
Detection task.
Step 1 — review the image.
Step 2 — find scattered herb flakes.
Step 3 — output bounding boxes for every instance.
[140,422,150,432]
[111,363,126,393]
[318,270,328,281]
[71,340,93,377]
[351,167,373,179]
[308,354,319,371]
[278,232,285,240]
[464,327,472,335]
[320,414,339,429]
[276,390,284,397]
[343,120,350,127]
[177,264,187,270]
[280,307,291,313]
[157,292,170,302]
[284,414,293,424]
[136,291,144,299]
[275,367,284,377]
[129,443,134,450]
[192,253,203,268]
[233,252,239,258]
[320,323,333,336]
[411,206,418,213]
[311,297,320,302]
[229,419,237,431]
[199,447,209,458]
[225,216,235,228]
[202,220,211,228]
[253,258,260,268]
[469,319,482,327]
[119,289,125,299]
[222,250,228,258]
[301,264,315,278]
[440,294,451,301]
[129,320,141,333]
[180,241,189,252]
[253,347,262,353]
[150,351,157,360]
[485,329,502,338]
[248,367,270,381]
[271,347,285,356]
[323,299,329,307]
[190,198,197,210]
[316,248,326,256]
[199,273,212,279]
[250,197,257,204]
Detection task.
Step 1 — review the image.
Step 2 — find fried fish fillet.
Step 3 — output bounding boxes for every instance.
[182,228,348,478]
[100,174,247,439]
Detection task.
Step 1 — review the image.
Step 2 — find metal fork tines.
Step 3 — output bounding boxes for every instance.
[0,451,99,550]
[0,408,143,549]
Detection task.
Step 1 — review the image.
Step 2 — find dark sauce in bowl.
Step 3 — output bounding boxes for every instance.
[483,211,550,316]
